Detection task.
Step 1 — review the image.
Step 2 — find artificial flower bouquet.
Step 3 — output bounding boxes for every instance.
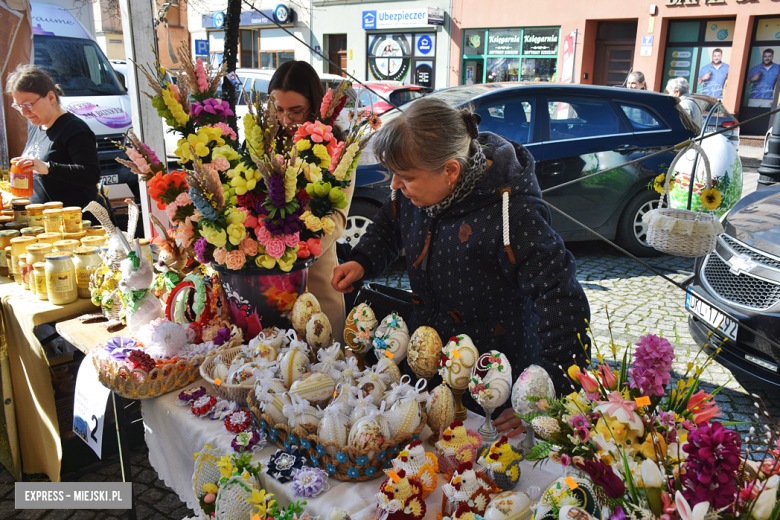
[520,318,780,520]
[119,47,375,273]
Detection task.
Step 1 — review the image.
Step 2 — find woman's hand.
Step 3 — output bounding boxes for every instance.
[331,261,364,294]
[493,408,527,438]
[15,157,48,175]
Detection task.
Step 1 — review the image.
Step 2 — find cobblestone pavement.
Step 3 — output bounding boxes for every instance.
[3,152,773,518]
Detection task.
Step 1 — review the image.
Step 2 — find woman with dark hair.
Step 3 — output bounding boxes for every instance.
[332,96,591,436]
[269,61,353,342]
[6,64,101,208]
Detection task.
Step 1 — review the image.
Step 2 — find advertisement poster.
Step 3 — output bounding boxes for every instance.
[704,20,736,43]
[695,47,732,98]
[368,33,412,82]
[662,47,696,91]
[558,30,577,83]
[742,45,780,108]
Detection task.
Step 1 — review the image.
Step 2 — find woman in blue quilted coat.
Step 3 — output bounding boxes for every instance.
[332,97,591,436]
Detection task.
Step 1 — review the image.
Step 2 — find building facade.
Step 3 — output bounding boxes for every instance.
[310,0,451,89]
[450,0,780,135]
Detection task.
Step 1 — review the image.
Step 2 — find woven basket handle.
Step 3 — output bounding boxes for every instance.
[659,141,712,210]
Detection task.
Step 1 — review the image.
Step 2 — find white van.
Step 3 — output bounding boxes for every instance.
[29,3,136,215]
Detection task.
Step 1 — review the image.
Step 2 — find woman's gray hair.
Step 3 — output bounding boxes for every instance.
[666,77,690,95]
[371,96,475,174]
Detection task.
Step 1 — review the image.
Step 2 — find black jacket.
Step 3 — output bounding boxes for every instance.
[350,132,591,412]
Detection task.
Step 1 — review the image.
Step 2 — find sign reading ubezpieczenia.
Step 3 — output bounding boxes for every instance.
[16,483,133,509]
[522,28,559,56]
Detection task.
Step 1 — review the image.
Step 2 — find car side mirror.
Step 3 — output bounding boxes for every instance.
[116,71,126,90]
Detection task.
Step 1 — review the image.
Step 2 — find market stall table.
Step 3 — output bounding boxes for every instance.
[141,382,562,519]
[0,282,98,482]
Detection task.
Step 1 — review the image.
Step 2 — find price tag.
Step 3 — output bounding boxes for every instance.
[214,378,222,386]
[388,470,401,483]
[73,359,111,458]
[385,351,394,359]
[635,396,651,407]
[564,476,578,490]
[253,515,261,520]
[333,390,338,398]
[452,349,461,359]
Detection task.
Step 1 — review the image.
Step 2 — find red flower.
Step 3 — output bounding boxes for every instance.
[297,238,322,259]
[575,459,626,499]
[147,170,188,210]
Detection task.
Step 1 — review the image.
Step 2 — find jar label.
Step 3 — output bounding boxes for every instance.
[76,268,91,288]
[11,173,29,189]
[34,274,47,294]
[47,272,74,293]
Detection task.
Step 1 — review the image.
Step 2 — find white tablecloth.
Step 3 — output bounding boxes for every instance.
[141,379,562,519]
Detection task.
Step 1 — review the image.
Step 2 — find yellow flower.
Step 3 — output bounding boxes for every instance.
[225,207,247,226]
[200,226,227,248]
[321,216,336,235]
[296,139,312,152]
[226,223,247,246]
[595,416,640,448]
[699,188,722,210]
[284,166,298,203]
[312,143,331,169]
[162,87,189,127]
[333,143,360,181]
[212,144,240,163]
[304,213,323,232]
[637,431,667,461]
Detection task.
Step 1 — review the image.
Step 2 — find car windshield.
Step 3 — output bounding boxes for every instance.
[389,89,429,106]
[33,35,125,96]
[380,84,505,124]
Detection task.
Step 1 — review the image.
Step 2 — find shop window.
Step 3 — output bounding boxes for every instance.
[241,30,258,69]
[475,99,535,144]
[463,30,484,56]
[167,5,181,27]
[521,58,556,82]
[547,98,619,140]
[618,103,665,131]
[260,51,294,70]
[367,33,436,89]
[486,58,519,83]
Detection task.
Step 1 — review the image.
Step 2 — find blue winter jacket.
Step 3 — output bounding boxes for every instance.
[350,132,591,412]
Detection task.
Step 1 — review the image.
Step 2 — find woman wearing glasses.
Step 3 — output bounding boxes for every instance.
[268,61,353,343]
[6,64,101,208]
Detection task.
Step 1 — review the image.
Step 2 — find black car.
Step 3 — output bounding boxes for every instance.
[344,83,698,256]
[686,185,780,387]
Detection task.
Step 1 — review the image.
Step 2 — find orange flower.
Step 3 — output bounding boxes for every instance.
[225,250,246,270]
[146,170,188,210]
[686,390,721,425]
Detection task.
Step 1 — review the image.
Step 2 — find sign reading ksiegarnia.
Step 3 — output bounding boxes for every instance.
[72,359,111,458]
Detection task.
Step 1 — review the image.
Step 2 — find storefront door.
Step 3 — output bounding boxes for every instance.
[328,34,347,77]
[463,59,483,85]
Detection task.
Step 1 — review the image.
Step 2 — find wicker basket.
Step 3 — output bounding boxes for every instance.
[643,142,723,258]
[247,390,427,481]
[90,334,243,400]
[200,347,257,405]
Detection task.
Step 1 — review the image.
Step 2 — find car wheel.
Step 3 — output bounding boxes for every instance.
[615,190,663,257]
[338,199,379,249]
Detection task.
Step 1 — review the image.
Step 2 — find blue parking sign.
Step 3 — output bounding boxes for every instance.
[195,39,210,56]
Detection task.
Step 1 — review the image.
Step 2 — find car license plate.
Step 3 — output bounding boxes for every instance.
[101,174,119,184]
[686,293,738,342]
[706,125,716,133]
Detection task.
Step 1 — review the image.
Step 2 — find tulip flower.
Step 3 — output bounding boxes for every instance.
[598,365,618,391]
[686,390,721,425]
[675,491,709,520]
[578,370,601,400]
[641,459,664,516]
[568,364,582,384]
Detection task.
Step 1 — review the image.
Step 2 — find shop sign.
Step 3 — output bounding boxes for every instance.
[416,62,433,88]
[488,29,522,55]
[417,35,433,55]
[522,28,559,56]
[362,8,445,30]
[202,10,283,28]
[368,34,412,82]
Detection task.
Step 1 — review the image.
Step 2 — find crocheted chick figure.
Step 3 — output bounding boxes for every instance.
[377,469,427,520]
[390,440,439,498]
[449,504,486,520]
[441,461,499,517]
[435,419,483,475]
[476,435,523,491]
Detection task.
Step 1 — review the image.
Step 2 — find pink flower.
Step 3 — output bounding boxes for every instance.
[328,141,345,173]
[306,238,322,256]
[195,58,209,92]
[630,334,675,397]
[213,247,228,265]
[283,232,300,248]
[320,89,333,118]
[176,217,196,248]
[225,250,246,270]
[126,147,151,174]
[209,122,237,142]
[211,157,230,172]
[293,122,333,144]
[356,330,370,341]
[265,238,286,259]
[255,224,272,246]
[174,192,192,206]
[560,454,571,467]
[244,213,258,230]
[169,84,181,102]
[239,237,258,256]
[165,201,179,220]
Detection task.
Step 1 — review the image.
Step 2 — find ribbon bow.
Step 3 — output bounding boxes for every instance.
[254,379,282,404]
[375,493,402,520]
[595,391,643,431]
[341,356,364,379]
[282,329,310,355]
[401,378,431,406]
[321,402,350,424]
[441,482,470,502]
[348,386,376,409]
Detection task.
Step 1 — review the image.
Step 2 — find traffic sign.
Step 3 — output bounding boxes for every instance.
[195,39,210,56]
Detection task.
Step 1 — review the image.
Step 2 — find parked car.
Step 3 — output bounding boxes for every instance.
[686,185,780,387]
[691,94,740,152]
[341,83,698,255]
[352,82,432,117]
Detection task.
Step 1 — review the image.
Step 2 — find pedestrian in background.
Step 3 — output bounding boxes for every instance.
[666,77,703,130]
[626,71,647,90]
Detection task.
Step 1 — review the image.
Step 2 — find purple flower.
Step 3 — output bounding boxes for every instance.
[142,143,161,166]
[610,506,626,520]
[268,173,286,208]
[682,422,741,510]
[560,453,571,467]
[291,467,329,498]
[191,98,234,123]
[213,328,231,346]
[261,203,305,236]
[231,430,263,453]
[657,410,678,443]
[569,413,590,430]
[629,334,675,397]
[194,238,211,264]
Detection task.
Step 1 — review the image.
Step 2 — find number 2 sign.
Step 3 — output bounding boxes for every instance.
[73,359,111,458]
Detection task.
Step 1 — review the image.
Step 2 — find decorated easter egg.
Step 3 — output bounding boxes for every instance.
[439,334,479,390]
[332,383,352,411]
[261,327,286,351]
[531,416,561,441]
[343,303,378,354]
[231,351,253,367]
[427,384,455,438]
[533,477,601,520]
[250,341,277,362]
[226,365,257,386]
[318,405,350,458]
[356,371,390,404]
[408,326,443,379]
[386,395,424,439]
[279,348,311,389]
[372,313,410,364]
[305,312,332,353]
[291,293,321,335]
[213,362,230,381]
[290,371,336,408]
[469,351,512,409]
[485,491,533,520]
[375,357,402,385]
[348,415,389,460]
[283,393,322,434]
[511,364,556,416]
[255,385,291,426]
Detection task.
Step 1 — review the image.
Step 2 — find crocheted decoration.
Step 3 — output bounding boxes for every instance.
[191,395,218,417]
[224,409,252,433]
[441,461,499,516]
[267,446,306,483]
[209,398,239,421]
[231,430,265,454]
[435,419,483,475]
[388,439,438,498]
[476,436,523,491]
[292,467,330,498]
[177,386,207,406]
[375,469,427,520]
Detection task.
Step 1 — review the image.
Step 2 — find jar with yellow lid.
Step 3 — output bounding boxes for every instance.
[0,216,13,227]
[25,204,44,227]
[138,238,153,266]
[33,262,47,300]
[37,232,62,245]
[0,229,19,277]
[18,254,29,290]
[43,201,63,211]
[85,226,107,237]
[53,239,80,255]
[1,210,13,218]
[12,199,30,225]
[26,243,53,269]
[63,231,86,242]
[10,236,36,285]
[73,247,101,298]
[20,226,44,238]
[43,209,63,233]
[62,207,82,233]
[81,236,107,248]
[44,254,77,305]
[4,222,26,232]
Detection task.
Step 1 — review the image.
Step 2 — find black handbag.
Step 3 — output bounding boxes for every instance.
[353,282,415,327]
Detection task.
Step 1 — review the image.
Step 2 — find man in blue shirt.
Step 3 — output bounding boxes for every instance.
[747,49,780,107]
[697,48,729,98]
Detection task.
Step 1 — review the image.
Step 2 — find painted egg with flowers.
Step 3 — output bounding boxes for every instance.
[439,334,479,390]
[511,364,556,417]
[484,491,532,520]
[427,384,455,439]
[305,312,332,353]
[344,303,378,354]
[291,293,321,336]
[348,414,388,461]
[408,326,443,379]
[226,364,258,386]
[372,313,410,364]
[469,351,512,409]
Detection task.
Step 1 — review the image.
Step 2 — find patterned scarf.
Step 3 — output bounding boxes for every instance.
[422,141,488,218]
